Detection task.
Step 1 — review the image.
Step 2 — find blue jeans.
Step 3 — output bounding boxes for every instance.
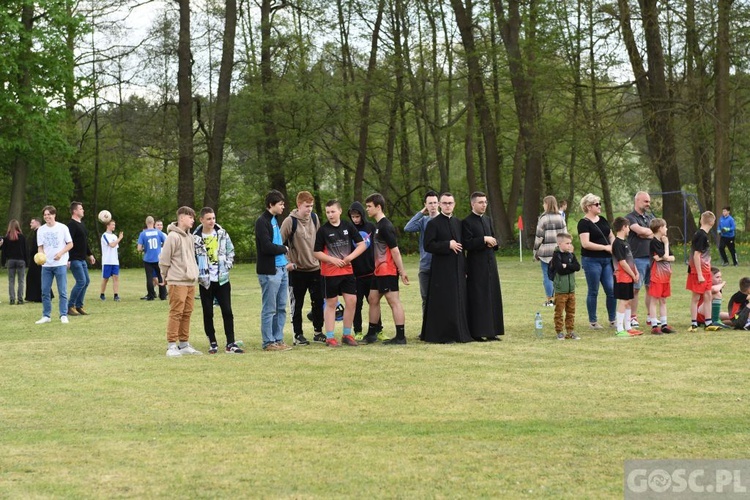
[581,256,616,324]
[42,265,69,318]
[68,260,90,308]
[258,267,288,347]
[540,261,554,298]
[633,257,650,290]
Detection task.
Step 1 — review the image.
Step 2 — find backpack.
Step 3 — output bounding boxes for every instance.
[285,213,318,247]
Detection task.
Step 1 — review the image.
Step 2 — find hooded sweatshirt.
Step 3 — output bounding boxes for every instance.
[348,201,376,277]
[159,222,198,286]
[279,208,320,271]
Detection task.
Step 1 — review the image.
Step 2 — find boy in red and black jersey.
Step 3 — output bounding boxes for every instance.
[363,193,409,345]
[313,200,366,347]
[647,218,676,334]
[687,211,721,331]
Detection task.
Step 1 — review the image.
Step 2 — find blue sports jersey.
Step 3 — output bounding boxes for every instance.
[138,228,166,262]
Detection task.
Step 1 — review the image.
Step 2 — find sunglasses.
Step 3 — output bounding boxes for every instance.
[591,203,601,207]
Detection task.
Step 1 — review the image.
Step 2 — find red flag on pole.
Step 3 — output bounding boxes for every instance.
[517,215,524,231]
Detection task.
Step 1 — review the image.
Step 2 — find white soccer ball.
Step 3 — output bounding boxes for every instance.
[98,210,112,223]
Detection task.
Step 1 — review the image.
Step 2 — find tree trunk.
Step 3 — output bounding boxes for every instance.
[204,0,237,213]
[260,0,288,201]
[685,0,712,212]
[177,0,195,208]
[492,0,542,248]
[8,4,34,221]
[354,0,387,202]
[617,0,694,236]
[450,0,512,245]
[714,0,732,214]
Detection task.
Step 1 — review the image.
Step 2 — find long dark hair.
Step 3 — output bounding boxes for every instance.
[6,219,21,241]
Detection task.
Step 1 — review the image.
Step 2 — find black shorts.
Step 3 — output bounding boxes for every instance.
[614,282,634,301]
[323,275,357,299]
[370,275,399,294]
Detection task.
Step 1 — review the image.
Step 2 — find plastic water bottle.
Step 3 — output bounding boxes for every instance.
[534,312,543,339]
[235,340,244,348]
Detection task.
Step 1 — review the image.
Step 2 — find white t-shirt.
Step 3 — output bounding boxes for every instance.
[37,222,73,267]
[101,232,119,265]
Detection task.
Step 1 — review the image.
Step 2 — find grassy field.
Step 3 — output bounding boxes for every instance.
[1,255,749,498]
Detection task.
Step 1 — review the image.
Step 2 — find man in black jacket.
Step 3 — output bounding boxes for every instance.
[67,202,96,316]
[255,190,292,351]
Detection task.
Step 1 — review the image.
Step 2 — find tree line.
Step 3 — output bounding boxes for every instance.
[2,0,749,266]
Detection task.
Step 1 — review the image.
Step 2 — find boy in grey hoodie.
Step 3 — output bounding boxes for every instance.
[159,206,201,357]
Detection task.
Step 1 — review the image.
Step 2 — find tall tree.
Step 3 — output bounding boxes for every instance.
[353,0,386,202]
[492,0,543,248]
[177,0,195,208]
[714,0,733,214]
[450,0,512,244]
[616,0,693,235]
[259,0,288,201]
[203,0,237,213]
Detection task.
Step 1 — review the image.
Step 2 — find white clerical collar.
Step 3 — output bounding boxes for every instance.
[472,211,482,216]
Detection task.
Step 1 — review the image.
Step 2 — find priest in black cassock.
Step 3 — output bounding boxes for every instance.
[420,193,473,343]
[462,191,504,341]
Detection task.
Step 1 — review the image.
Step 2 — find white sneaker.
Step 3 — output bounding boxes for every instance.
[178,343,203,355]
[35,316,51,324]
[60,316,69,324]
[166,345,182,357]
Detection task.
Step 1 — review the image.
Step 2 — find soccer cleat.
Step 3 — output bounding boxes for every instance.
[225,343,245,354]
[383,337,407,345]
[293,334,309,346]
[377,331,392,342]
[325,338,341,348]
[342,335,358,346]
[35,316,51,324]
[627,329,643,336]
[565,333,580,340]
[100,294,105,301]
[660,325,676,334]
[76,307,88,315]
[557,333,565,340]
[178,343,203,355]
[67,307,79,317]
[114,296,120,302]
[362,333,379,344]
[704,324,722,332]
[354,331,364,341]
[60,316,69,324]
[630,317,640,328]
[615,330,631,337]
[313,333,327,343]
[208,344,219,354]
[687,324,698,332]
[166,345,182,357]
[651,326,662,335]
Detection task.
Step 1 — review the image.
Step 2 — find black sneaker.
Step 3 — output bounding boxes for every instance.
[383,337,407,345]
[313,333,326,343]
[362,333,379,344]
[294,334,310,346]
[208,344,219,354]
[100,294,105,301]
[225,343,245,354]
[141,295,155,301]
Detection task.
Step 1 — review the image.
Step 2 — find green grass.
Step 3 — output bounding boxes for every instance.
[1,256,749,498]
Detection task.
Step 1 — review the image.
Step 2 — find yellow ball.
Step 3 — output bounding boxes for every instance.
[34,252,47,265]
